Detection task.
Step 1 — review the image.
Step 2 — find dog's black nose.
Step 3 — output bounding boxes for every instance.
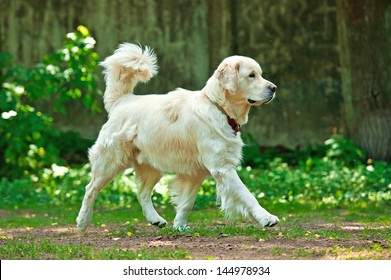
[268,84,277,93]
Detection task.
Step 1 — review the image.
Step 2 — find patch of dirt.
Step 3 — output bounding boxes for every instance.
[1,221,390,260]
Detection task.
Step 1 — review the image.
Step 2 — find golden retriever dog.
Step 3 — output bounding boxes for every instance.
[76,43,279,232]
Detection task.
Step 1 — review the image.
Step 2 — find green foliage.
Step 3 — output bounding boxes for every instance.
[54,131,93,163]
[0,165,139,208]
[13,25,102,114]
[324,134,366,164]
[0,73,60,178]
[0,26,101,179]
[238,134,391,207]
[1,135,390,210]
[239,158,391,207]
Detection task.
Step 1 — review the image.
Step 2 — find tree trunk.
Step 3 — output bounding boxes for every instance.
[336,0,391,161]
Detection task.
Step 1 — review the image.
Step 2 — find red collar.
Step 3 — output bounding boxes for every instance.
[204,94,240,135]
[227,116,240,135]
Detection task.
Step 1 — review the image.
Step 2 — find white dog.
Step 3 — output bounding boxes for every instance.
[76,43,279,232]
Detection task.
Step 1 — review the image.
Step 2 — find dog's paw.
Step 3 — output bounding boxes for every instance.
[151,219,167,228]
[259,214,280,228]
[76,223,87,232]
[174,224,191,232]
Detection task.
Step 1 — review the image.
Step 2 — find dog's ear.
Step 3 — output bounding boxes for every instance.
[216,63,240,93]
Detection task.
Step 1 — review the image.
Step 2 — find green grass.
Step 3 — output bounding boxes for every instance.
[1,200,390,260]
[0,238,190,260]
[293,248,327,258]
[2,202,390,231]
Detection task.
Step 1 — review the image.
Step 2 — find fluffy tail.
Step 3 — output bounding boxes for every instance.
[100,43,158,112]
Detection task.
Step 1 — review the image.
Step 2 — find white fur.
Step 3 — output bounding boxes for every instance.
[76,43,279,232]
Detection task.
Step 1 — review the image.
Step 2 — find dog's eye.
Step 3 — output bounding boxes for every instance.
[249,73,256,78]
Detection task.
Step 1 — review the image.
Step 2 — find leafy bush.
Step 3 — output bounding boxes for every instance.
[324,134,366,164]
[0,164,137,208]
[0,72,60,178]
[239,157,391,207]
[0,26,100,179]
[14,25,102,114]
[238,134,391,207]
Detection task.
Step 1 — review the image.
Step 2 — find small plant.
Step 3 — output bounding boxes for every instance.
[324,134,366,164]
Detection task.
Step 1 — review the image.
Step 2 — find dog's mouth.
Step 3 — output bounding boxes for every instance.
[248,93,275,106]
[264,94,275,104]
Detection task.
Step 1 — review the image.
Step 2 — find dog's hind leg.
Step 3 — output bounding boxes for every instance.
[76,144,125,232]
[135,164,167,227]
[76,175,114,231]
[170,174,207,231]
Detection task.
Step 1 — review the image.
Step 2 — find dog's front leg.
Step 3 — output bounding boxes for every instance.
[211,168,279,227]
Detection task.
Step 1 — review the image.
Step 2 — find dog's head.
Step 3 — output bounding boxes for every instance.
[215,56,277,107]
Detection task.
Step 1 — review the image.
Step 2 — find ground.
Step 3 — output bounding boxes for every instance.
[0,206,390,260]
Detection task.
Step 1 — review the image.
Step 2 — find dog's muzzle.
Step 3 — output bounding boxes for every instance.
[248,83,277,105]
[264,92,275,104]
[248,92,276,105]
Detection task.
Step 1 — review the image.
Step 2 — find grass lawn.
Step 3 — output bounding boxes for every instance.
[1,202,390,260]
